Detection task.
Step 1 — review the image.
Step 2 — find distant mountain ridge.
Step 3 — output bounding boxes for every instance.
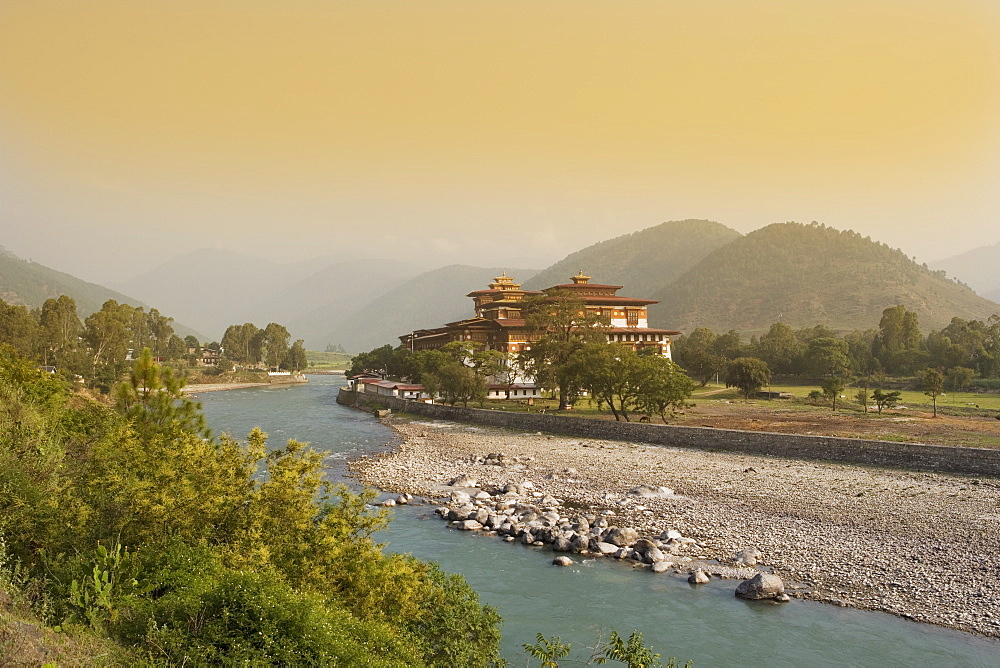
[930,241,1000,298]
[523,219,741,296]
[113,249,422,341]
[0,245,204,338]
[648,222,1000,334]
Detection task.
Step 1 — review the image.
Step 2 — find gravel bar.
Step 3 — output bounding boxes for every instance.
[349,418,1000,639]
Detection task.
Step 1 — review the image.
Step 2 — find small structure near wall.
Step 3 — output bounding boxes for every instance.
[487,383,541,400]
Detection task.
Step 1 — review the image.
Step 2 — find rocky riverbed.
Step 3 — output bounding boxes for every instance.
[349,418,1000,638]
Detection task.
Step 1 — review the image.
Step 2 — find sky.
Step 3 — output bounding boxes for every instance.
[1,0,999,285]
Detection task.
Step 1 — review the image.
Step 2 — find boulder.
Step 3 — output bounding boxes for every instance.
[553,556,574,567]
[628,484,674,498]
[595,541,620,556]
[688,569,710,585]
[552,536,573,552]
[735,573,785,600]
[632,538,659,555]
[736,548,763,566]
[651,562,672,574]
[449,490,472,504]
[570,533,590,553]
[458,520,483,531]
[645,547,667,564]
[605,527,640,547]
[449,474,478,488]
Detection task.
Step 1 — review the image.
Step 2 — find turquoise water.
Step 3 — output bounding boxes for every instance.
[197,376,1000,666]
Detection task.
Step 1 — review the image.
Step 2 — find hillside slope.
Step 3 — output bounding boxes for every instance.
[0,245,146,313]
[0,246,204,338]
[318,265,538,353]
[650,222,1000,334]
[931,241,1000,297]
[523,219,741,295]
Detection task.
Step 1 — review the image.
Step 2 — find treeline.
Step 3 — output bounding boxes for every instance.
[0,294,308,391]
[0,345,503,664]
[674,305,1000,392]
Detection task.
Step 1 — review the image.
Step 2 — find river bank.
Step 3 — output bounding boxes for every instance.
[350,418,1000,639]
[183,375,309,395]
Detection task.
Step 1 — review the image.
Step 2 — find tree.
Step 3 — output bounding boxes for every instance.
[944,366,976,392]
[0,298,39,358]
[672,327,723,386]
[873,305,923,375]
[221,323,262,367]
[437,363,486,407]
[84,300,132,387]
[805,337,851,410]
[112,348,209,438]
[725,357,771,400]
[821,375,846,410]
[284,339,308,373]
[871,388,901,414]
[921,368,945,417]
[633,356,695,424]
[755,322,803,375]
[521,289,609,409]
[39,295,81,366]
[146,308,174,358]
[260,322,291,371]
[571,344,643,421]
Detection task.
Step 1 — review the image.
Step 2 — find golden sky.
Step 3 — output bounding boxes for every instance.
[1,0,999,282]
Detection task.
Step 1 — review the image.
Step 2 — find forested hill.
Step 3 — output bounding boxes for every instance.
[649,222,1000,334]
[316,264,538,353]
[524,219,740,295]
[0,245,146,316]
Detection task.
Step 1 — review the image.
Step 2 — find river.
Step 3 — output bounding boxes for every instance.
[196,375,1000,666]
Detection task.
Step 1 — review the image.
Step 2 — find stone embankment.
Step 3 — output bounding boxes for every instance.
[350,419,1000,639]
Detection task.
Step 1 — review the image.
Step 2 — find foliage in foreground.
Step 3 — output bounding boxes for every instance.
[524,629,692,668]
[0,345,502,665]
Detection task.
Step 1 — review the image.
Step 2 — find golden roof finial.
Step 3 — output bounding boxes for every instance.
[571,270,591,284]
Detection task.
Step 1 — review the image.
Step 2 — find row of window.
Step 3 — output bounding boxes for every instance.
[609,332,666,343]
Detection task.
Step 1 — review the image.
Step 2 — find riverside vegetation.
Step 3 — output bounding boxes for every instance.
[0,345,503,665]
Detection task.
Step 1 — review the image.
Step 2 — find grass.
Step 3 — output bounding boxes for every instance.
[692,381,1000,414]
[305,350,352,370]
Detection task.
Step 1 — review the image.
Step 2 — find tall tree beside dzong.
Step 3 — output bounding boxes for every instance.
[520,289,610,409]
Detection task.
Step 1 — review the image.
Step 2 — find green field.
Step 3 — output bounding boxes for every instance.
[692,381,1000,414]
[305,350,353,370]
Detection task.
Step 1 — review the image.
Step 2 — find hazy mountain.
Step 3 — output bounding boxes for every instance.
[0,245,204,338]
[930,241,1000,297]
[523,219,741,295]
[317,265,539,353]
[113,250,420,341]
[649,222,1000,334]
[985,287,1000,304]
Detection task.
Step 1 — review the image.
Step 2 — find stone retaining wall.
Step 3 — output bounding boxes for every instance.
[337,388,1000,478]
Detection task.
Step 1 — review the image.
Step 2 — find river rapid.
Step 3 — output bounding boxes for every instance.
[196,375,1000,666]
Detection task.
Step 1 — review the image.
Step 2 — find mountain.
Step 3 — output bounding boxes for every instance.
[985,287,1000,304]
[113,250,420,341]
[649,222,1000,334]
[523,219,741,296]
[930,241,1000,297]
[0,245,205,338]
[317,265,539,353]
